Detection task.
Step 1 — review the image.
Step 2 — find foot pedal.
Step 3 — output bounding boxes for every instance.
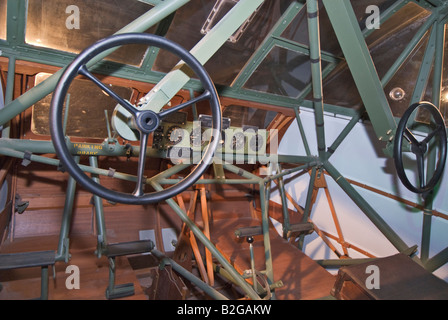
[285,222,314,238]
[106,283,135,299]
[235,226,262,238]
[104,240,154,299]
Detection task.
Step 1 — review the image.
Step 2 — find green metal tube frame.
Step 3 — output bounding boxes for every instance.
[151,249,229,300]
[0,0,192,127]
[0,0,268,299]
[56,156,79,262]
[150,180,262,300]
[1,0,448,299]
[322,0,397,144]
[306,0,327,161]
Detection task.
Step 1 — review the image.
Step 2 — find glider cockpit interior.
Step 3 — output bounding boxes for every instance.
[0,0,448,301]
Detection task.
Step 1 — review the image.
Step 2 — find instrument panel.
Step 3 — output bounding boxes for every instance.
[152,113,267,158]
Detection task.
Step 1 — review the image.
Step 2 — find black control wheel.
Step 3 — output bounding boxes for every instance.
[393,102,447,194]
[50,33,221,204]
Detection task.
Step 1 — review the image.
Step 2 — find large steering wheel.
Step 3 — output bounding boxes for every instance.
[50,33,221,204]
[393,102,447,194]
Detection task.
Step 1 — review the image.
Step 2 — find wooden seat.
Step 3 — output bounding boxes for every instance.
[331,253,448,300]
[0,250,55,300]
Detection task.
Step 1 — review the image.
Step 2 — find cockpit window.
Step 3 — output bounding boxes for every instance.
[223,105,277,129]
[31,73,133,139]
[14,0,447,126]
[25,0,155,66]
[322,2,435,119]
[0,0,6,40]
[442,25,448,123]
[243,45,329,98]
[152,0,292,86]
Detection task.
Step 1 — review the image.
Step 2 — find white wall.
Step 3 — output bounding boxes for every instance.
[271,108,448,280]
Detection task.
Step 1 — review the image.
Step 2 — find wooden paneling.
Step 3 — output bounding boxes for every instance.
[11,155,182,242]
[208,196,336,300]
[331,253,448,300]
[0,235,148,300]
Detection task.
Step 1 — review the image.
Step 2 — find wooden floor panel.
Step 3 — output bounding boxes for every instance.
[2,180,336,300]
[210,204,336,300]
[0,235,148,300]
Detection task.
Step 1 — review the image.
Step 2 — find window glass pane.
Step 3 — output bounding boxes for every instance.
[32,73,133,139]
[366,2,431,80]
[322,66,362,109]
[384,31,430,119]
[280,0,399,57]
[25,0,155,66]
[322,2,431,111]
[280,1,341,57]
[351,0,399,31]
[367,2,431,123]
[243,45,328,98]
[441,25,448,124]
[223,105,277,129]
[153,0,292,86]
[0,0,6,40]
[420,25,448,125]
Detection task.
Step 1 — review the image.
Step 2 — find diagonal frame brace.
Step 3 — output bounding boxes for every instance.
[322,0,397,146]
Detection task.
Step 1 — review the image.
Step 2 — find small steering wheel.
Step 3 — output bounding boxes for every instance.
[393,102,447,194]
[50,33,221,204]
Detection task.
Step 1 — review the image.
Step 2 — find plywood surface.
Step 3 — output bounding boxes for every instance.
[209,200,336,300]
[0,235,148,300]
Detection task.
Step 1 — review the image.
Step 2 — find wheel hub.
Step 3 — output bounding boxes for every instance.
[136,110,160,133]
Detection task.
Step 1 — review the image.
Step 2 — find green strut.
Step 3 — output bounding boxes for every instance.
[306,0,327,161]
[0,0,191,127]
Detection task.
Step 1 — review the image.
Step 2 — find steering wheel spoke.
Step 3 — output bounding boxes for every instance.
[133,132,150,197]
[50,33,221,205]
[158,90,211,120]
[415,153,426,189]
[421,124,444,146]
[403,127,419,145]
[78,65,138,117]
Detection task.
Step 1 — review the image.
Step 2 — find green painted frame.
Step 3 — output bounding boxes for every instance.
[0,0,447,300]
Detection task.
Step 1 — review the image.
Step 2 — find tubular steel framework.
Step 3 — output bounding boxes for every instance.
[0,0,447,300]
